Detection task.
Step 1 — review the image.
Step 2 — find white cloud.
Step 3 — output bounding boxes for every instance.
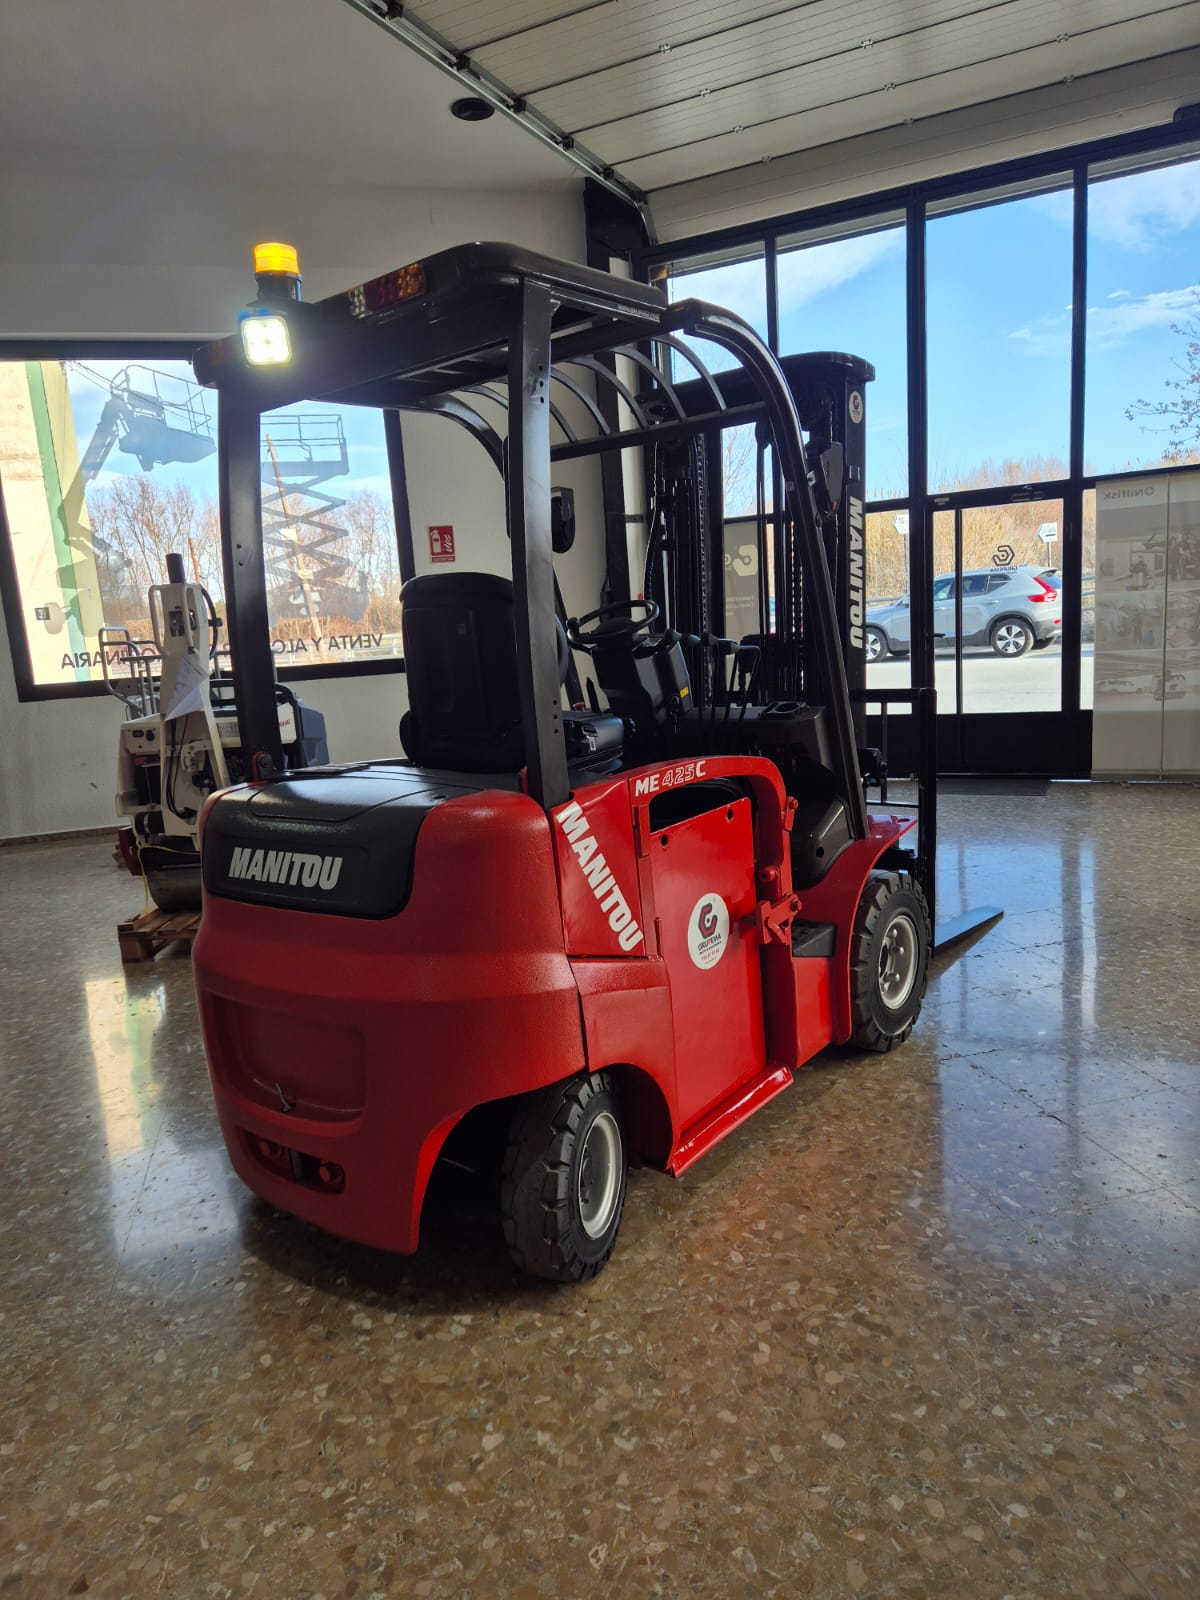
[1007,313,1070,356]
[777,230,902,312]
[668,259,765,320]
[1087,162,1200,251]
[1008,283,1199,355]
[1086,282,1200,350]
[666,229,901,338]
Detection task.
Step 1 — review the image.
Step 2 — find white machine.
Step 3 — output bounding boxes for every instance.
[103,553,327,908]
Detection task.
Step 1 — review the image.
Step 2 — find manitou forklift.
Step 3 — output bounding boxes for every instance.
[190,241,946,1282]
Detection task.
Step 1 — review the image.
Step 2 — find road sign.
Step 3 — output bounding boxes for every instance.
[1037,521,1059,543]
[893,512,910,537]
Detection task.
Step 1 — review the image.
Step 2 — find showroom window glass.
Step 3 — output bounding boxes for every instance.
[665,249,768,382]
[926,178,1073,493]
[1085,148,1200,475]
[0,356,400,691]
[777,216,908,501]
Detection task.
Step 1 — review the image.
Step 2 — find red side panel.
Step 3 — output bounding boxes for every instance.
[796,811,918,1043]
[648,797,766,1129]
[193,791,584,1254]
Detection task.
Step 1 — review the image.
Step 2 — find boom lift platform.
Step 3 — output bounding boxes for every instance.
[191,241,975,1281]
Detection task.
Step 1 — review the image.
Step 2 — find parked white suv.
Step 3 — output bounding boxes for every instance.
[865,567,1062,660]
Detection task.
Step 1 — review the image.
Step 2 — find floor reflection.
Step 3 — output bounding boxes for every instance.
[1,784,1197,1600]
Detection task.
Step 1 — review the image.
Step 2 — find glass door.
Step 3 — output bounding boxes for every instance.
[930,496,1068,771]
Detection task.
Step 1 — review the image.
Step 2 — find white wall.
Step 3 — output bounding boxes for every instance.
[0,171,592,838]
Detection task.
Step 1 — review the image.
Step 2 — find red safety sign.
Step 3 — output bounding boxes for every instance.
[428,525,456,564]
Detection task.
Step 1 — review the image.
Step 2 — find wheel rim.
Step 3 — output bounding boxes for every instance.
[878,912,920,1010]
[866,633,882,662]
[577,1111,622,1240]
[994,623,1027,654]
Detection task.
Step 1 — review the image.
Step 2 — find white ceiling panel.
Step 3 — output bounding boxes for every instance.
[587,0,1170,165]
[398,0,1200,211]
[620,11,1200,189]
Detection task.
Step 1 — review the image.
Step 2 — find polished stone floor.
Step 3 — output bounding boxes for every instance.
[1,782,1198,1600]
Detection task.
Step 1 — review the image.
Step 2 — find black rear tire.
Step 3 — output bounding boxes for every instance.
[848,871,931,1052]
[145,865,203,911]
[501,1071,627,1283]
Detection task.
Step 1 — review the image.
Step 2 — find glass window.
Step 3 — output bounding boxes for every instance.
[926,180,1073,492]
[778,217,907,501]
[665,249,768,382]
[864,506,910,703]
[0,356,400,691]
[1086,149,1200,474]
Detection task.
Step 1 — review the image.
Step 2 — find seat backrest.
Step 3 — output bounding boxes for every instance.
[400,572,524,771]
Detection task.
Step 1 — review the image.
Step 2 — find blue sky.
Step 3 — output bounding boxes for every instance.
[670,152,1200,501]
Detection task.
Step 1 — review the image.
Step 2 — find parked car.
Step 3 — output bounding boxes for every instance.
[865,566,1062,661]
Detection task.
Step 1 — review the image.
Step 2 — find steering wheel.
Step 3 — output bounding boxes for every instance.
[568,599,660,652]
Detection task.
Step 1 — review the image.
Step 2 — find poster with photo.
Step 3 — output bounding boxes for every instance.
[1092,470,1200,776]
[1162,471,1200,773]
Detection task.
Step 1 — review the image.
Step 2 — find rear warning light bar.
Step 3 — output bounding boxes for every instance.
[347,262,427,318]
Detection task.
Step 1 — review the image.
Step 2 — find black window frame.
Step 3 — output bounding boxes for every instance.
[0,337,409,703]
[634,115,1200,776]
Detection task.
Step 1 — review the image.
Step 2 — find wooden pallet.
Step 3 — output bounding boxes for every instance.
[118,904,202,964]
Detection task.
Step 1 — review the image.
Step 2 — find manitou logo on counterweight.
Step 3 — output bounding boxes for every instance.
[848,496,864,650]
[228,846,344,891]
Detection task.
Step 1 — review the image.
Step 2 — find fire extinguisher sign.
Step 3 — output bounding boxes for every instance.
[428,525,456,564]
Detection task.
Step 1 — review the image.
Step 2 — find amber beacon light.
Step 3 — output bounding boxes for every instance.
[240,241,301,366]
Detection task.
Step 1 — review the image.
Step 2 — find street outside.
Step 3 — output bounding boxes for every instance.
[866,640,1093,715]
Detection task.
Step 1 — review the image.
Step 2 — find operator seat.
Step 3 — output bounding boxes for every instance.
[399,571,624,777]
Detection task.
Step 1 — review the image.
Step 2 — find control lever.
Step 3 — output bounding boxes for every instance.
[731,643,761,723]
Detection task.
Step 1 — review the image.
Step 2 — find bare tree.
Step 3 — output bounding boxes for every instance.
[340,489,402,631]
[1126,292,1200,459]
[87,476,222,621]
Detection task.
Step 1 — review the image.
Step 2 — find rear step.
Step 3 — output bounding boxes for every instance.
[669,1064,793,1177]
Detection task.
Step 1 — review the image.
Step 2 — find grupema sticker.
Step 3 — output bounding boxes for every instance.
[687,893,730,970]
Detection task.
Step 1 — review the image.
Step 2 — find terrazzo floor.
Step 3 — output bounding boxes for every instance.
[1,781,1197,1599]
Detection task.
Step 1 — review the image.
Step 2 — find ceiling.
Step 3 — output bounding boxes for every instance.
[0,0,573,190]
[3,0,1197,225]
[389,0,1200,197]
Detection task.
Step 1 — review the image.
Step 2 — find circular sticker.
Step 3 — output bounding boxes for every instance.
[848,389,864,425]
[687,893,730,970]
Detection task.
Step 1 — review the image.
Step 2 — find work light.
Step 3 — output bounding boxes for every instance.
[240,308,292,366]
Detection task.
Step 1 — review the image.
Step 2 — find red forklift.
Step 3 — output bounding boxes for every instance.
[190,242,962,1281]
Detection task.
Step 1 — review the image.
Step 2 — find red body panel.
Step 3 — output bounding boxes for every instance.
[647,797,765,1127]
[194,757,918,1255]
[194,791,585,1253]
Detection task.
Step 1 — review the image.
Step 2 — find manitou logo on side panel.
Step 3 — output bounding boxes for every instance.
[554,802,643,952]
[228,846,344,891]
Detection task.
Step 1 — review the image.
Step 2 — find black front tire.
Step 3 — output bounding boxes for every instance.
[501,1071,627,1283]
[848,871,931,1052]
